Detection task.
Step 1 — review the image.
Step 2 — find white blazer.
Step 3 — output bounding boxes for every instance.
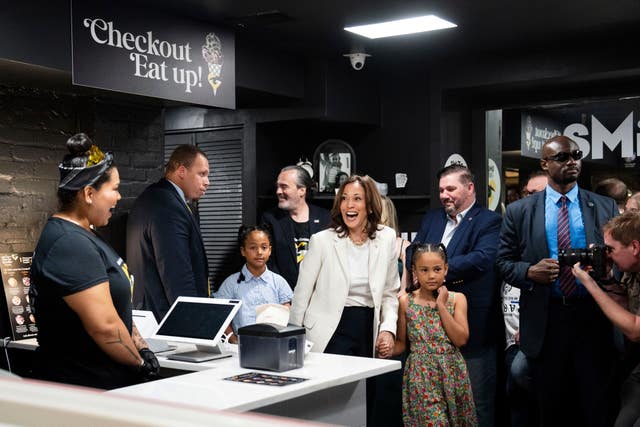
[290,225,400,355]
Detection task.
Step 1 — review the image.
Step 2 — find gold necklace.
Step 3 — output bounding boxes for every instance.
[348,234,368,245]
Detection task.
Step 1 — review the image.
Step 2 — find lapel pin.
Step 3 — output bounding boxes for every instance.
[313,219,320,223]
[587,202,594,207]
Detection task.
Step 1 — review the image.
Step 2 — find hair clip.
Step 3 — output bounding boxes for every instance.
[87,145,105,166]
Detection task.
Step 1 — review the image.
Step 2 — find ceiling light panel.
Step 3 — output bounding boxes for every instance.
[345,15,457,39]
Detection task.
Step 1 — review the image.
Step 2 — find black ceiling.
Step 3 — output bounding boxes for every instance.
[134,0,640,66]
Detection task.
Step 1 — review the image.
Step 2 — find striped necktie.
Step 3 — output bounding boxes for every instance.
[557,195,576,296]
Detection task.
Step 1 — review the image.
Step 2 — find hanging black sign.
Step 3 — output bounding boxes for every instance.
[71,0,235,109]
[520,112,562,159]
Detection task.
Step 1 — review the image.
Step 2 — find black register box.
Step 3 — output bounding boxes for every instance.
[238,323,305,372]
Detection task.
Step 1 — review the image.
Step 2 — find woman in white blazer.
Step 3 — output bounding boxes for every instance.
[290,175,400,358]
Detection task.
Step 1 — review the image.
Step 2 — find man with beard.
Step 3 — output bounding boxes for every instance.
[497,135,619,426]
[407,164,502,427]
[261,166,330,290]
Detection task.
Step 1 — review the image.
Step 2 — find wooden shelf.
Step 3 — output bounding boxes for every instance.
[388,194,430,200]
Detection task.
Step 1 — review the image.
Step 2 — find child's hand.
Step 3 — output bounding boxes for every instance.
[375,331,394,359]
[436,286,449,306]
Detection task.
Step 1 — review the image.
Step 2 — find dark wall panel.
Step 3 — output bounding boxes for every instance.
[0,0,70,71]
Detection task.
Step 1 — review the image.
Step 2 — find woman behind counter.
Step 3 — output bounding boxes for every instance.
[29,133,159,390]
[290,174,400,358]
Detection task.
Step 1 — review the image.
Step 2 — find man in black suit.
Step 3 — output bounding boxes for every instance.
[497,135,618,426]
[127,145,210,320]
[261,166,330,289]
[407,164,502,427]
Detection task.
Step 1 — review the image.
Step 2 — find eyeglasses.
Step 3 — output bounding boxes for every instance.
[544,150,583,162]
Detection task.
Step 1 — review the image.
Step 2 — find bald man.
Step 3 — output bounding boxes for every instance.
[497,136,618,426]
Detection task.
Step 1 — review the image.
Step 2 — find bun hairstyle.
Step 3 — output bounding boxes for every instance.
[57,133,115,211]
[62,133,94,167]
[406,242,448,293]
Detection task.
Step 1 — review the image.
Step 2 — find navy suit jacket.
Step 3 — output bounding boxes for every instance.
[261,203,330,289]
[127,178,209,320]
[496,188,618,358]
[409,202,503,351]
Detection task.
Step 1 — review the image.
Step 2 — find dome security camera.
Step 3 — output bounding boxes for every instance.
[343,53,371,71]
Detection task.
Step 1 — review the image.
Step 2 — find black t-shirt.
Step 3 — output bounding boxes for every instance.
[29,217,137,389]
[291,219,311,265]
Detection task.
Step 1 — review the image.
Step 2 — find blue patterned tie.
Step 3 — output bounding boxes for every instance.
[557,196,575,296]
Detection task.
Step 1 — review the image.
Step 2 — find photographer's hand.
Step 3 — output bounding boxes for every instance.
[571,262,597,292]
[527,258,560,285]
[571,262,640,340]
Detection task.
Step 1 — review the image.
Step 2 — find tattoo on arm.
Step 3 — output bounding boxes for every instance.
[106,329,140,363]
[132,325,149,350]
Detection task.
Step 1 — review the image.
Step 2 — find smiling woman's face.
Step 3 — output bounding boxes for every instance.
[88,167,121,228]
[340,181,368,235]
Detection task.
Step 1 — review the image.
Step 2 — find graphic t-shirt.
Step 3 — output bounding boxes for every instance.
[29,217,138,389]
[292,219,311,265]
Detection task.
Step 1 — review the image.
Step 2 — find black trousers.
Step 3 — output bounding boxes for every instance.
[324,306,378,426]
[324,306,374,357]
[533,297,617,427]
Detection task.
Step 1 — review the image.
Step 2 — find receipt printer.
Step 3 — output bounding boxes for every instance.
[238,323,305,372]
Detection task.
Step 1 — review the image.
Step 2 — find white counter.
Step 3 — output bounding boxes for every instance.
[2,337,401,425]
[0,376,327,427]
[110,350,400,426]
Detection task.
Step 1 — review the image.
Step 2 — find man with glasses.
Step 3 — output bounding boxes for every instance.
[497,135,619,426]
[571,212,640,426]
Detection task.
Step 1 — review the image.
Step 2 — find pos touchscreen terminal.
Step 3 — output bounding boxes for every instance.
[152,297,241,362]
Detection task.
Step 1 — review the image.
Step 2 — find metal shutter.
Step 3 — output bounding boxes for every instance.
[164,126,244,292]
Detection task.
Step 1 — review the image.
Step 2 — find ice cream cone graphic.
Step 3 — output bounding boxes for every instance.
[202,33,223,95]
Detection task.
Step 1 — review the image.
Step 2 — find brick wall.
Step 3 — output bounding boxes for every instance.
[0,85,164,254]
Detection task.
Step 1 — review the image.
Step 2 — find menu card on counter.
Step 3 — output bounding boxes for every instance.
[0,252,37,340]
[224,372,308,386]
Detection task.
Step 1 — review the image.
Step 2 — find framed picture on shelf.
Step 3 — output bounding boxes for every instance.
[313,139,356,193]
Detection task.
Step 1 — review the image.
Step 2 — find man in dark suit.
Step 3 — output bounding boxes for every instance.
[127,145,210,320]
[497,135,618,426]
[261,165,330,290]
[408,164,502,427]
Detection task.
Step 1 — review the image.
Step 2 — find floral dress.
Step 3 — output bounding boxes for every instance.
[402,292,478,426]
